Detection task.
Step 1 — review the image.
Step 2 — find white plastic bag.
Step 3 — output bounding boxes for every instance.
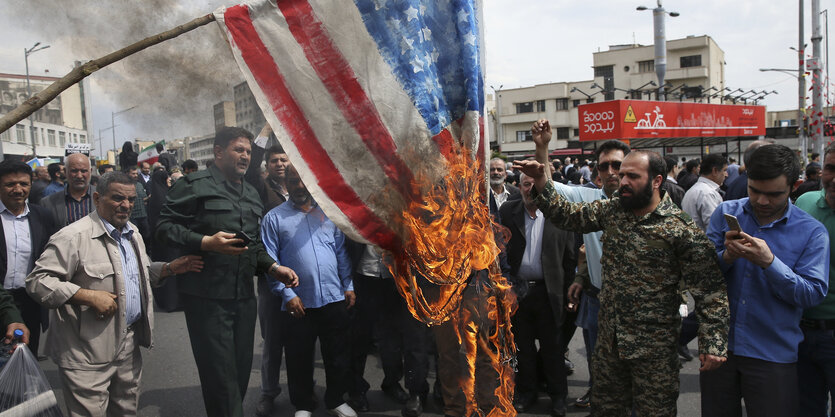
[0,344,62,417]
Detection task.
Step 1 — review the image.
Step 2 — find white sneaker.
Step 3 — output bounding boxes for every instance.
[294,410,313,417]
[328,403,358,417]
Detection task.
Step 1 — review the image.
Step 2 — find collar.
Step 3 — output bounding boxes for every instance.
[696,176,721,190]
[0,200,29,218]
[291,199,319,212]
[652,192,678,218]
[741,198,792,227]
[666,175,678,184]
[815,189,832,210]
[208,163,240,185]
[491,184,508,196]
[100,216,134,241]
[64,185,92,199]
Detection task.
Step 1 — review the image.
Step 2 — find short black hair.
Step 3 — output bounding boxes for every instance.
[685,158,700,172]
[97,171,135,196]
[812,152,820,160]
[47,163,62,180]
[265,144,286,163]
[155,143,164,153]
[181,159,198,172]
[97,164,115,175]
[746,145,801,186]
[595,140,631,159]
[699,154,728,176]
[805,165,821,178]
[632,150,667,188]
[0,160,32,181]
[663,155,678,174]
[214,126,254,149]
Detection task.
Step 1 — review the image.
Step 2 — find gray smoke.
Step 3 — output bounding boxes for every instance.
[5,0,244,140]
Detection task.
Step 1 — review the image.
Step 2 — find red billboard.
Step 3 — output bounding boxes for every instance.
[577,100,766,141]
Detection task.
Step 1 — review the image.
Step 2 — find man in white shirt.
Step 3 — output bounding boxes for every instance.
[681,154,728,231]
[489,158,520,211]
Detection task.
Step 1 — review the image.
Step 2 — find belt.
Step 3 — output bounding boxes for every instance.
[526,280,544,287]
[800,318,835,331]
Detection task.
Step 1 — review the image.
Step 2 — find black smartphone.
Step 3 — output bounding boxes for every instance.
[233,231,253,247]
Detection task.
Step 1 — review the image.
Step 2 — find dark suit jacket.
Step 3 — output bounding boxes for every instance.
[662,180,685,209]
[499,198,575,326]
[489,183,521,214]
[0,204,56,285]
[40,185,96,228]
[724,172,748,201]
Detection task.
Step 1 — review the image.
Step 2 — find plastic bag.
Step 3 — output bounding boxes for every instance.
[0,343,63,417]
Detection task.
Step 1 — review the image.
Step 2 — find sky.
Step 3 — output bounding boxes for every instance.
[0,0,826,156]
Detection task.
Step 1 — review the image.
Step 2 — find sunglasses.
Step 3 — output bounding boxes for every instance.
[598,161,622,171]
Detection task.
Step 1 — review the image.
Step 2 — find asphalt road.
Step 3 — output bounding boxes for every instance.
[32,305,709,417]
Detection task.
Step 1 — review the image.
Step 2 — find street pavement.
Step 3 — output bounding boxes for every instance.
[33,305,709,417]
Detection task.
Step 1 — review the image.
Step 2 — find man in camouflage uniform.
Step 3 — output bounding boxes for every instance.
[515,141,729,417]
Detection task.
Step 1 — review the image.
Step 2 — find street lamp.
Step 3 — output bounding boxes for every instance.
[570,87,593,99]
[111,105,137,165]
[760,67,808,167]
[637,1,679,101]
[24,41,50,158]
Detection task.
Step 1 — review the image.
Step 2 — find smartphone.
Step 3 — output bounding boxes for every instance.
[724,214,742,234]
[233,231,253,247]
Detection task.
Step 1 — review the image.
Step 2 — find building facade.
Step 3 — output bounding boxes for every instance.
[234,82,265,135]
[492,35,726,159]
[0,72,92,159]
[213,101,236,132]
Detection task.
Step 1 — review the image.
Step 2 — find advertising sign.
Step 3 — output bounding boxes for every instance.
[577,100,766,141]
[65,143,91,156]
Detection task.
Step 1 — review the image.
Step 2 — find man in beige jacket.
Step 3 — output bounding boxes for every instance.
[26,172,202,417]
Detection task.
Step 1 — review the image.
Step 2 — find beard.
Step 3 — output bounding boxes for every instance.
[619,179,653,210]
[489,176,505,186]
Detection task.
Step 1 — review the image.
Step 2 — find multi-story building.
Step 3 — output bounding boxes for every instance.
[0,70,93,159]
[187,133,215,169]
[213,101,236,132]
[492,35,725,159]
[234,82,265,135]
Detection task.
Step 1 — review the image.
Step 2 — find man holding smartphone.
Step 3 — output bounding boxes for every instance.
[155,127,299,417]
[703,144,829,417]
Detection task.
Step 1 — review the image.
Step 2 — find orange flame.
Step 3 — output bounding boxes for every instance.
[387,144,517,417]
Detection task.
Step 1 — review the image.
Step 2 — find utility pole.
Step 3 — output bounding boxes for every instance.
[813,0,825,158]
[800,0,809,168]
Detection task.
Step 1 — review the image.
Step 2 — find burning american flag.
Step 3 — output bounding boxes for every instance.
[215,1,516,415]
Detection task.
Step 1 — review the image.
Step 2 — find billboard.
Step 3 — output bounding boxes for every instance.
[577,100,765,141]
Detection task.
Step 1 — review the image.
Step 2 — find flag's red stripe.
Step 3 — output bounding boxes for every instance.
[431,129,455,162]
[224,5,400,250]
[277,0,417,201]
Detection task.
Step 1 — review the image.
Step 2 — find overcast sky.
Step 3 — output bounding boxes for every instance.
[0,0,825,154]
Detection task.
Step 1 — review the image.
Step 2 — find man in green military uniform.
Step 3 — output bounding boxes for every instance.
[155,126,299,417]
[515,126,729,417]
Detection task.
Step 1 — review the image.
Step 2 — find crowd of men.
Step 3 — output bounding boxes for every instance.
[0,120,832,417]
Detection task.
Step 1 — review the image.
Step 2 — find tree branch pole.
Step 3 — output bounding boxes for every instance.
[0,13,217,134]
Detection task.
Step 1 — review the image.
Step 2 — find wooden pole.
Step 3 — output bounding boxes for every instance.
[0,13,217,134]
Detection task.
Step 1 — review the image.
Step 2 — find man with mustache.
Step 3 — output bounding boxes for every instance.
[27,171,203,416]
[261,164,356,417]
[155,126,299,417]
[489,157,520,212]
[515,142,729,416]
[702,145,829,417]
[41,153,95,228]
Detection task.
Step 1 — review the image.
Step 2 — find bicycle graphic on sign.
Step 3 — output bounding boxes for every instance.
[636,106,666,128]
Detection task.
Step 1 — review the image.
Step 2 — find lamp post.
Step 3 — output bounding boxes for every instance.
[759,67,807,167]
[489,85,503,145]
[637,1,679,101]
[24,42,50,158]
[111,105,137,165]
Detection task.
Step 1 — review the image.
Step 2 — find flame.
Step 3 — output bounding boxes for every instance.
[387,144,517,417]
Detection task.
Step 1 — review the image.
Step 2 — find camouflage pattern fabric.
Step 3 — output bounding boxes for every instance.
[532,181,729,414]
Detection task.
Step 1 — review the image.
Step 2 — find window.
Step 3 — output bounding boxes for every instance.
[515,102,533,113]
[594,65,615,101]
[680,55,702,68]
[15,125,25,143]
[59,131,66,146]
[555,98,568,111]
[516,130,532,142]
[47,130,56,146]
[572,99,581,108]
[586,98,595,104]
[630,90,643,100]
[573,128,580,137]
[556,127,570,140]
[594,65,614,77]
[536,100,546,112]
[80,134,86,144]
[638,60,654,73]
[31,128,38,145]
[0,129,10,142]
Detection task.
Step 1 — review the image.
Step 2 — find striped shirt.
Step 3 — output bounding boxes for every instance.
[101,219,142,326]
[65,188,94,224]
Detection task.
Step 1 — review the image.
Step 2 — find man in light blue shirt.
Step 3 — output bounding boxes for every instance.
[530,119,630,407]
[261,165,356,417]
[702,145,829,417]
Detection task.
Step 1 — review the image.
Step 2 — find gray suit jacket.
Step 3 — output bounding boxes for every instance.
[40,185,96,228]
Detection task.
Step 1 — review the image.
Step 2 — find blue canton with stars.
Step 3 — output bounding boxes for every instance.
[354,0,484,136]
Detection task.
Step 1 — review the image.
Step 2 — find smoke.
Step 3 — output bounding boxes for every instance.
[4,0,244,140]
